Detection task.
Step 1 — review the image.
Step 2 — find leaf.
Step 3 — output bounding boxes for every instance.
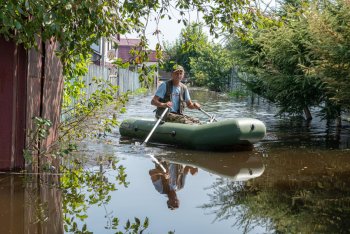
[125,220,130,229]
[135,217,140,225]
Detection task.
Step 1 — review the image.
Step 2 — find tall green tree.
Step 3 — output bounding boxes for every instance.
[190,44,233,91]
[227,0,350,122]
[305,0,350,120]
[227,2,325,120]
[163,23,209,76]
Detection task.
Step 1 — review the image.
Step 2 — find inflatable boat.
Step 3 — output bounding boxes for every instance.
[119,118,266,151]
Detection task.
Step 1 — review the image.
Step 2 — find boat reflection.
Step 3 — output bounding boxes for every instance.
[157,150,265,181]
[148,151,265,210]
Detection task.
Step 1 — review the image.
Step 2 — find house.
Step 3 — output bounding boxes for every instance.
[116,38,160,85]
[91,35,120,67]
[90,37,159,68]
[117,38,159,66]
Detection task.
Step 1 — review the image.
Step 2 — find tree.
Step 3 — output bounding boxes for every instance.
[227,2,325,120]
[1,0,258,70]
[163,23,209,77]
[305,0,350,121]
[190,44,233,91]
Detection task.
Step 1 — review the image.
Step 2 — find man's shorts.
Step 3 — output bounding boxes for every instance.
[159,112,200,124]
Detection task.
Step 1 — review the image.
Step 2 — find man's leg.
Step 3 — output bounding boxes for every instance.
[165,113,200,124]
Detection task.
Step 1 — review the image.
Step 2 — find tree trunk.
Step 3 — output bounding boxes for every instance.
[304,107,312,120]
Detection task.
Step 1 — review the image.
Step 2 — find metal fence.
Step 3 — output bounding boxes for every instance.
[61,64,141,121]
[84,64,141,97]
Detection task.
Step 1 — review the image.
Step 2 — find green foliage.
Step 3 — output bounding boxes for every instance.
[244,14,324,116]
[305,0,350,114]
[59,155,154,233]
[61,156,129,233]
[163,23,234,92]
[226,0,350,121]
[114,217,149,234]
[0,0,262,77]
[60,74,125,143]
[190,44,233,91]
[200,165,350,233]
[23,117,53,167]
[0,0,152,72]
[162,23,209,76]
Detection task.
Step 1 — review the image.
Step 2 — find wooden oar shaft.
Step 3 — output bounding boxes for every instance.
[199,108,217,122]
[199,108,211,118]
[142,107,169,173]
[148,154,167,173]
[143,107,169,144]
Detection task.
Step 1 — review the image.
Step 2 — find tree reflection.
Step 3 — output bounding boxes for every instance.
[200,166,350,233]
[60,155,149,233]
[0,155,150,233]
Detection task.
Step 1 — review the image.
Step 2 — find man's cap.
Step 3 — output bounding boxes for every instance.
[173,65,184,73]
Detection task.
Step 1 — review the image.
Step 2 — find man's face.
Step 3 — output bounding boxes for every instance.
[172,70,184,80]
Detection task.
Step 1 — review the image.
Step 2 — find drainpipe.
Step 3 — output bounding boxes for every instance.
[101,37,106,67]
[10,43,18,170]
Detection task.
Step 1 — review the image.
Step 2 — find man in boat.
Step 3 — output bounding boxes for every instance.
[151,65,201,124]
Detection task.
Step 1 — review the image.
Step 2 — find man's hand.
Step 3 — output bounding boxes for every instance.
[193,102,201,109]
[165,101,173,108]
[152,96,172,108]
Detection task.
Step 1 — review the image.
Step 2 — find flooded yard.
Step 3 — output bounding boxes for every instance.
[1,88,350,233]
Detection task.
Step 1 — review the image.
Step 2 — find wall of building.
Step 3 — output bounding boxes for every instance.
[0,38,27,170]
[0,37,63,171]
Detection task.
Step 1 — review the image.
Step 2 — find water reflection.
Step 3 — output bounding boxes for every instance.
[0,155,149,234]
[200,149,350,233]
[157,150,265,181]
[0,174,63,234]
[149,161,198,210]
[148,151,265,212]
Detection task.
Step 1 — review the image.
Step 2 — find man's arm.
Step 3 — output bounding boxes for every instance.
[186,100,201,109]
[151,96,172,108]
[184,88,200,109]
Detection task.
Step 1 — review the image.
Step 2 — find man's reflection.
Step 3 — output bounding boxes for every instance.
[149,161,198,210]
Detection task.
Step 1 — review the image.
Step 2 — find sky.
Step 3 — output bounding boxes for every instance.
[124,0,278,50]
[125,9,210,50]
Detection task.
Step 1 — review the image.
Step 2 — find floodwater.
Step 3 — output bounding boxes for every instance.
[1,88,350,234]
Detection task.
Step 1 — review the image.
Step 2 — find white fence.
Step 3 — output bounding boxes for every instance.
[61,64,141,121]
[84,64,141,97]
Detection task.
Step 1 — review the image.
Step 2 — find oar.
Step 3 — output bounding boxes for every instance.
[142,107,169,172]
[147,154,167,173]
[198,108,217,122]
[142,107,169,144]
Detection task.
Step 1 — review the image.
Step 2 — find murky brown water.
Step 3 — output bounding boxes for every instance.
[1,88,350,233]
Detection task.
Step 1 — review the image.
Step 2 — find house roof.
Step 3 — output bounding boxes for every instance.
[116,38,159,63]
[118,38,141,46]
[118,47,159,63]
[148,50,158,62]
[118,46,135,63]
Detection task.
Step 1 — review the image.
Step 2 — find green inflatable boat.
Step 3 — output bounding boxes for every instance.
[119,118,266,151]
